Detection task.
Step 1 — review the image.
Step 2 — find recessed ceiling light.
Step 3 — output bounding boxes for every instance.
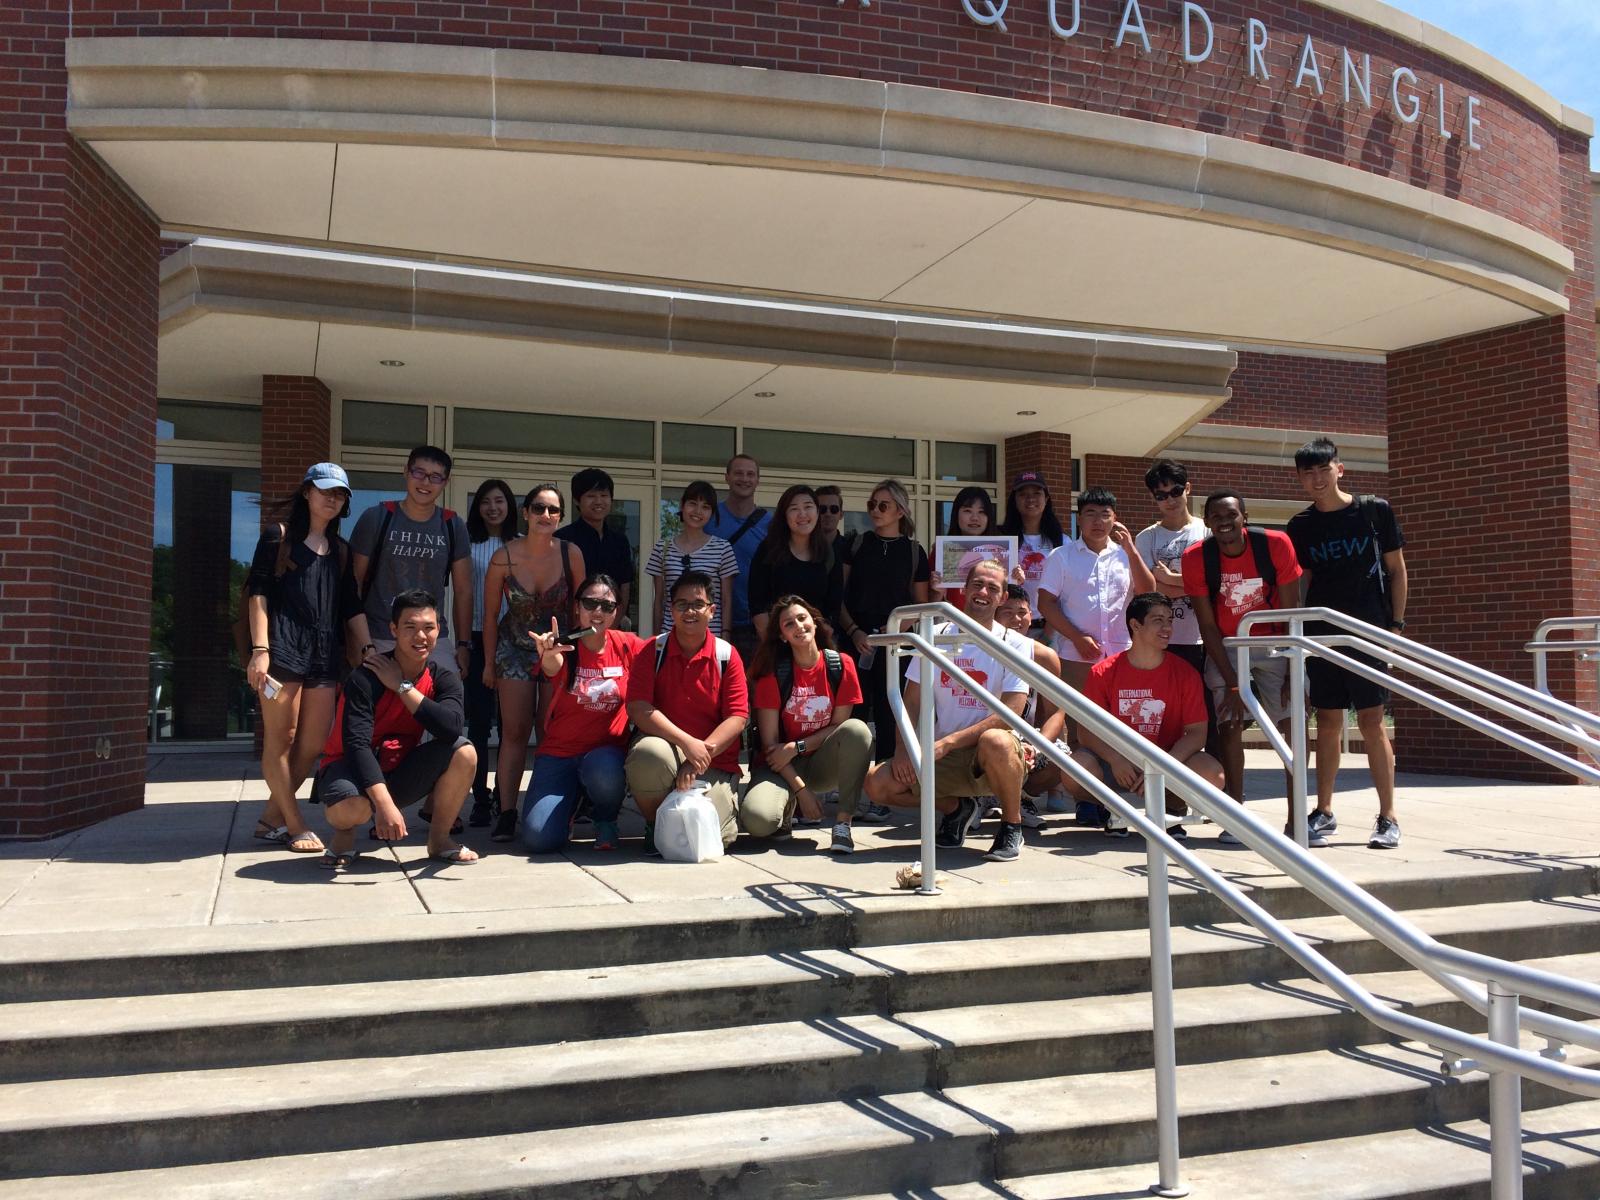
[754,391,776,398]
[379,359,405,367]
[1016,409,1037,416]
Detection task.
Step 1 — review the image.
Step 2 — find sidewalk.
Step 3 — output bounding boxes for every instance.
[0,749,1595,938]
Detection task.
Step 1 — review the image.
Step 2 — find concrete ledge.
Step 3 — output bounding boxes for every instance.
[70,39,1574,319]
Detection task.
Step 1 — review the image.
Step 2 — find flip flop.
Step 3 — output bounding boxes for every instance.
[428,845,480,865]
[319,849,362,872]
[286,829,325,854]
[253,821,290,844]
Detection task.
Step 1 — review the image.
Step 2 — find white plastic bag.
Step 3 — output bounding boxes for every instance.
[654,787,725,863]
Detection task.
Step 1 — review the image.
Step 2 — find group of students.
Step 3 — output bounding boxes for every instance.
[242,435,1406,869]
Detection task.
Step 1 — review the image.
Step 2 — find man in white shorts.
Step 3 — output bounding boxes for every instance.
[1181,491,1304,842]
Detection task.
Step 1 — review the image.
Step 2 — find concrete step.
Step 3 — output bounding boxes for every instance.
[5,896,1600,1083]
[7,950,1600,1178]
[3,855,1592,1002]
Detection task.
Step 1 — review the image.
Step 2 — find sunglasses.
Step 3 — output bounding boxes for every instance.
[407,467,448,486]
[526,503,562,516]
[868,500,898,513]
[817,504,841,515]
[579,596,618,614]
[1151,486,1186,501]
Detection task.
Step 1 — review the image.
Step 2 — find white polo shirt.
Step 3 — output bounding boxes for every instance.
[1038,539,1136,664]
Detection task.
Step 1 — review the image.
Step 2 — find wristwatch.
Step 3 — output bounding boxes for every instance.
[456,639,470,648]
[397,680,415,695]
[1389,619,1407,631]
[795,739,808,756]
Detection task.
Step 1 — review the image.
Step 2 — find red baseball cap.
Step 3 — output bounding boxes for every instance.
[1010,470,1049,495]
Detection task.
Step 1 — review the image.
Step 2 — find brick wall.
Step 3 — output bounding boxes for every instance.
[0,5,160,838]
[261,376,333,512]
[1386,129,1599,782]
[1003,431,1073,505]
[63,0,1569,240]
[1210,352,1387,435]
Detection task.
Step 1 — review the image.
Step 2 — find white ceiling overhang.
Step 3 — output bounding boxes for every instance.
[72,38,1572,357]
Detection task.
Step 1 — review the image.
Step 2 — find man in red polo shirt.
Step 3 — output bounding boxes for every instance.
[625,569,750,855]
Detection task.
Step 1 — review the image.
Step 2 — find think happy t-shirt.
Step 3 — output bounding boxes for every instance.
[351,503,470,639]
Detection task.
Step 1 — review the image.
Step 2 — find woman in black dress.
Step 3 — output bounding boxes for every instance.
[244,463,362,853]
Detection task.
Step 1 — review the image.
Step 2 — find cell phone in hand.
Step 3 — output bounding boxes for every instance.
[262,676,283,700]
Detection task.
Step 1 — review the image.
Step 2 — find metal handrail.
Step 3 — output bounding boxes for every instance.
[872,602,1600,1200]
[1526,617,1600,726]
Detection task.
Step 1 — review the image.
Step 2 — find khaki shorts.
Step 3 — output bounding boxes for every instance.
[925,729,1025,800]
[1205,651,1291,725]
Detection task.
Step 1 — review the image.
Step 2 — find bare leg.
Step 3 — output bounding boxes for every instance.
[282,684,336,845]
[257,682,302,834]
[494,677,537,815]
[425,743,480,860]
[1314,708,1343,813]
[1355,705,1396,821]
[977,729,1025,824]
[1217,721,1246,803]
[322,795,372,857]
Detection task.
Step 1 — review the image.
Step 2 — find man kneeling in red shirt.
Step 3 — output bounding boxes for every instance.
[1065,592,1225,839]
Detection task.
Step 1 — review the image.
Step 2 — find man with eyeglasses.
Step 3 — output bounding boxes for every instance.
[350,445,472,674]
[625,570,749,855]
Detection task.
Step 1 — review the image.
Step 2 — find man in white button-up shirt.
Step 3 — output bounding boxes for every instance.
[1038,486,1157,692]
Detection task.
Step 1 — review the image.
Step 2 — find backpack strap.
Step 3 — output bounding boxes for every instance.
[824,648,843,697]
[1202,537,1222,602]
[442,508,457,563]
[656,632,732,686]
[1246,528,1278,598]
[775,651,795,709]
[726,508,767,548]
[359,501,399,600]
[1358,495,1387,597]
[272,523,293,578]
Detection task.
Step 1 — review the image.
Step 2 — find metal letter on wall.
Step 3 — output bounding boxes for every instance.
[1114,0,1152,53]
[1048,0,1081,39]
[1246,18,1270,81]
[1181,2,1213,64]
[961,0,1008,30]
[1391,66,1421,124]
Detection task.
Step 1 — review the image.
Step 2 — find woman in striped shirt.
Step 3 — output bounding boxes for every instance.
[465,479,518,827]
[646,479,740,637]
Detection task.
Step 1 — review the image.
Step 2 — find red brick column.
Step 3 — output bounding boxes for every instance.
[261,376,332,509]
[1387,133,1598,782]
[0,15,160,837]
[1004,432,1073,501]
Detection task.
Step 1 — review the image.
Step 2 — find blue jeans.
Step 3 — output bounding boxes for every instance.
[520,744,627,853]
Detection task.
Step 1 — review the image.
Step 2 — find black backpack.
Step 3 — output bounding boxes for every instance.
[1202,529,1279,606]
[775,647,844,708]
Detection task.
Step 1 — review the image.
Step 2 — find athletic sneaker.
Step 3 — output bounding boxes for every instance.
[855,803,895,826]
[979,795,1001,817]
[1307,808,1337,848]
[1368,816,1401,849]
[593,819,620,851]
[984,821,1024,862]
[1020,797,1045,829]
[1217,827,1243,845]
[643,821,661,858]
[491,809,518,843]
[1075,799,1103,826]
[829,822,855,854]
[936,797,981,848]
[468,794,496,828]
[1046,788,1071,814]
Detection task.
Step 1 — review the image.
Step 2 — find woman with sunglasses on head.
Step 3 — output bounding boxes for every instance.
[744,595,872,853]
[837,480,930,759]
[244,463,363,854]
[748,485,843,642]
[521,574,645,853]
[645,480,739,637]
[464,479,518,828]
[482,484,585,843]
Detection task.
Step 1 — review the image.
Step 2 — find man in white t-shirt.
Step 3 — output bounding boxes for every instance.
[862,559,1031,862]
[1134,460,1208,678]
[1038,486,1157,691]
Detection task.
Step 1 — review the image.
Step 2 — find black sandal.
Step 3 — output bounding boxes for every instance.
[491,809,518,843]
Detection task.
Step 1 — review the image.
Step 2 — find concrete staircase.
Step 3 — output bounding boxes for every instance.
[4,859,1600,1197]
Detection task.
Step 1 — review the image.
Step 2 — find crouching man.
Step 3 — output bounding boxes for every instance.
[312,588,480,869]
[861,559,1031,862]
[1065,593,1225,839]
[625,571,749,855]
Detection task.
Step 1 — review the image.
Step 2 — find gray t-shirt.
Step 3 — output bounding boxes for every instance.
[350,502,471,639]
[1135,517,1207,646]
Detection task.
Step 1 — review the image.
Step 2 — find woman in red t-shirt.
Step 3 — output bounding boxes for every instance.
[745,595,872,853]
[521,574,644,853]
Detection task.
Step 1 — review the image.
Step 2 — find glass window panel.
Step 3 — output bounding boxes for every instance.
[742,428,914,477]
[453,408,653,460]
[341,399,428,449]
[663,422,733,467]
[936,441,997,482]
[156,399,261,444]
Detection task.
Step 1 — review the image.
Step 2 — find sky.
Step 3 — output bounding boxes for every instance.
[1387,0,1600,164]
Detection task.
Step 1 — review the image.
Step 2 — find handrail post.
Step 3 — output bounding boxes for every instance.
[1488,982,1524,1200]
[1289,614,1309,849]
[1144,768,1188,1198]
[916,611,939,896]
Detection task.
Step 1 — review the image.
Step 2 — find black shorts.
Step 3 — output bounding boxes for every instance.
[270,660,340,689]
[1307,652,1389,713]
[310,736,469,807]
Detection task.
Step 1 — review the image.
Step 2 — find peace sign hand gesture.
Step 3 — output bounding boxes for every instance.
[530,617,575,661]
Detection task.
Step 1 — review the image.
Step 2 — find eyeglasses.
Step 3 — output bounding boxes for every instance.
[408,467,448,486]
[671,599,711,614]
[1151,486,1186,501]
[818,504,841,515]
[868,500,897,513]
[526,503,562,516]
[579,596,618,614]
